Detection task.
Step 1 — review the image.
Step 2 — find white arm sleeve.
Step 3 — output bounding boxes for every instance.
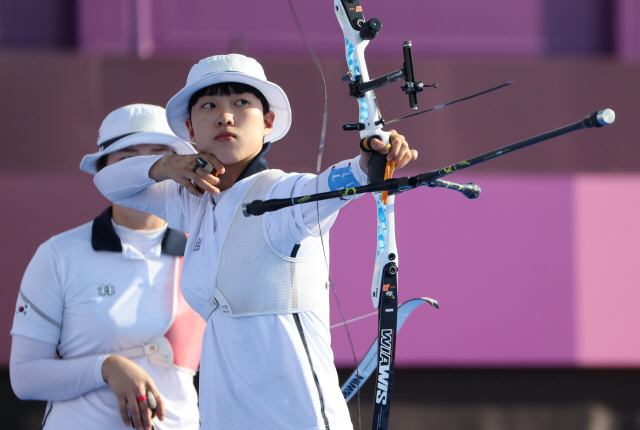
[265,156,367,251]
[10,334,108,401]
[93,154,171,221]
[299,155,368,235]
[94,154,198,231]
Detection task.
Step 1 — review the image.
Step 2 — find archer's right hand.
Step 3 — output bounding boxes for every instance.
[148,153,225,197]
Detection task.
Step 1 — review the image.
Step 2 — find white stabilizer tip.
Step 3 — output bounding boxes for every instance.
[597,109,615,126]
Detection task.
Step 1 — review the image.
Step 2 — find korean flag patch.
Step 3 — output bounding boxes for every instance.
[16,302,31,317]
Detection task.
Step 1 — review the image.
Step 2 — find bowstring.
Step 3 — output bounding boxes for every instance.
[285,1,363,429]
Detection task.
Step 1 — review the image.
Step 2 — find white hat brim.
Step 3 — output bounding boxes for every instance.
[80,132,196,174]
[166,71,291,144]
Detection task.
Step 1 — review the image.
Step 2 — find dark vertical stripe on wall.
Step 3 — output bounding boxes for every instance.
[544,0,613,55]
[0,0,77,48]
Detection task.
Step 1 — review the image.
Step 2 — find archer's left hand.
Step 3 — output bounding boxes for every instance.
[359,130,418,174]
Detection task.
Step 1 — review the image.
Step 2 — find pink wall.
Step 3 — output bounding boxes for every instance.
[327,173,640,368]
[574,175,640,366]
[76,0,619,58]
[329,174,575,367]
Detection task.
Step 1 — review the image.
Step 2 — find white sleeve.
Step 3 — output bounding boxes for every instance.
[265,156,367,251]
[11,241,65,344]
[93,154,193,231]
[10,334,108,401]
[10,240,108,401]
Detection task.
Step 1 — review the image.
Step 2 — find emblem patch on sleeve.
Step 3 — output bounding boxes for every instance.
[16,303,31,317]
[328,163,359,191]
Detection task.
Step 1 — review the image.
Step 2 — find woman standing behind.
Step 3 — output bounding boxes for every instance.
[10,104,207,430]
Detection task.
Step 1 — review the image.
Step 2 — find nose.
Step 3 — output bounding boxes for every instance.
[217,112,234,126]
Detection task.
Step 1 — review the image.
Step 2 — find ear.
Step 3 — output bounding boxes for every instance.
[185,118,196,143]
[263,111,275,136]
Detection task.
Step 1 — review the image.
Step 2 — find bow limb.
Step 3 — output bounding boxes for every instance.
[339,298,440,402]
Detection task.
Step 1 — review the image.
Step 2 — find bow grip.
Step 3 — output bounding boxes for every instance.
[360,134,391,185]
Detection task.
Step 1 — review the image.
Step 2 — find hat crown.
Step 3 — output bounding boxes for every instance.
[98,104,173,145]
[186,54,267,87]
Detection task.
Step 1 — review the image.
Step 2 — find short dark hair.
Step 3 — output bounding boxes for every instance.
[187,82,270,119]
[96,155,108,172]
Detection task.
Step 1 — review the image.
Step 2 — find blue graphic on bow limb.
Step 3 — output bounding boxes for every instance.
[347,39,355,71]
[346,39,369,123]
[328,165,359,191]
[359,98,369,122]
[375,198,387,262]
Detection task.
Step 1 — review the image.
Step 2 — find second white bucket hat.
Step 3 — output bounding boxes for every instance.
[80,104,196,174]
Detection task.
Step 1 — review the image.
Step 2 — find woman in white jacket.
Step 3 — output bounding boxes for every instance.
[10,104,207,430]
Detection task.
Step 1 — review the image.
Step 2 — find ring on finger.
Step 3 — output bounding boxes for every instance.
[136,395,147,403]
[389,134,402,144]
[195,156,214,173]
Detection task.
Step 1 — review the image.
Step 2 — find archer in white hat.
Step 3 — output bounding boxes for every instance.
[80,103,196,174]
[94,54,417,429]
[11,104,206,430]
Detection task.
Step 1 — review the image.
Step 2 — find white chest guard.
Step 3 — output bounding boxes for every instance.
[199,170,330,319]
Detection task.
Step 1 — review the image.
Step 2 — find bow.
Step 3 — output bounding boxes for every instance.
[251,1,617,429]
[333,3,433,429]
[282,1,438,428]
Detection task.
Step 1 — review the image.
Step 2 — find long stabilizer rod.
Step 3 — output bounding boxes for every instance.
[243,109,615,217]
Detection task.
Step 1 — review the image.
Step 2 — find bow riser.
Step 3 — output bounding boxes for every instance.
[334,0,395,311]
[334,0,391,144]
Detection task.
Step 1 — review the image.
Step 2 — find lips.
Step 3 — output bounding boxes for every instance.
[215,132,236,140]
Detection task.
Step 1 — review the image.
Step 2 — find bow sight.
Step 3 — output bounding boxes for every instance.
[339,0,437,132]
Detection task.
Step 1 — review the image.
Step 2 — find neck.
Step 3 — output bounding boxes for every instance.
[111,204,167,230]
[217,159,253,191]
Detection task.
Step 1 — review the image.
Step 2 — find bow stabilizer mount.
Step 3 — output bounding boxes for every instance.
[337,0,436,133]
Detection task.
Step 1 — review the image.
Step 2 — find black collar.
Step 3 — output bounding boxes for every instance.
[91,207,186,256]
[235,142,270,183]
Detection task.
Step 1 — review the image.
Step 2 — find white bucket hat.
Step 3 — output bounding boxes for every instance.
[166,54,291,144]
[80,104,196,174]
